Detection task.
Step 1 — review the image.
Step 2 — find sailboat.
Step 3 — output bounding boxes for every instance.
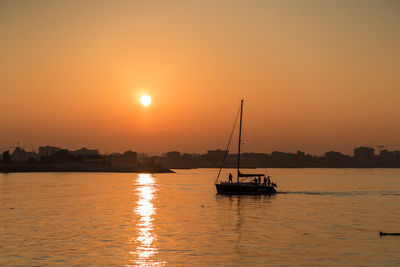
[215,100,277,195]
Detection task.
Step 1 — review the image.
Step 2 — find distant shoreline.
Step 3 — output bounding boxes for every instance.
[0,163,174,174]
[0,170,174,174]
[3,165,400,174]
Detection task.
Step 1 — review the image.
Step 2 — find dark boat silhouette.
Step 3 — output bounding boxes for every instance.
[215,100,277,195]
[379,232,400,236]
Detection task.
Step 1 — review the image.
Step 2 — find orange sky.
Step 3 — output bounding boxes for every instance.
[1,0,399,155]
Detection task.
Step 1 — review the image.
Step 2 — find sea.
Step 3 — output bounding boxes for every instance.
[1,168,400,266]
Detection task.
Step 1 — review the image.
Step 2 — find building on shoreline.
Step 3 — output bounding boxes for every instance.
[152,147,400,169]
[1,145,400,168]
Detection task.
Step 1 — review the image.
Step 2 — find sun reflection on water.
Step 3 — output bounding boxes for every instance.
[130,173,165,266]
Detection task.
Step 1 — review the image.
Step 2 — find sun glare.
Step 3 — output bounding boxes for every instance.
[140,95,152,106]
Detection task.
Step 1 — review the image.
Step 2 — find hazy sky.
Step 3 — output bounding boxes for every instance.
[1,0,399,155]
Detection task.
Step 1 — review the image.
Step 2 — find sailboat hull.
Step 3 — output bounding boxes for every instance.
[216,182,276,195]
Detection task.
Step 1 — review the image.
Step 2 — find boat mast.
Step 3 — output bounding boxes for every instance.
[237,99,243,183]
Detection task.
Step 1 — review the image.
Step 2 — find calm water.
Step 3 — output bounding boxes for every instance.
[1,169,400,266]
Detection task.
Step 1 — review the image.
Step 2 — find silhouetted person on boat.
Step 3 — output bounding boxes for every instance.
[267,176,271,187]
[258,177,261,184]
[228,173,233,183]
[253,178,258,184]
[264,176,267,185]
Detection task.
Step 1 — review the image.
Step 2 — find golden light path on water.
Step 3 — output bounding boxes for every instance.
[130,173,165,266]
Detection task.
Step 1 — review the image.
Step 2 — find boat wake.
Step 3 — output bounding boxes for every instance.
[277,191,400,196]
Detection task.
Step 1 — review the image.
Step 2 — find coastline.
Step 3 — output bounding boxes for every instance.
[0,163,174,174]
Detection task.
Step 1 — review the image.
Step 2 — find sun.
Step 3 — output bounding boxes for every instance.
[140,95,152,106]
